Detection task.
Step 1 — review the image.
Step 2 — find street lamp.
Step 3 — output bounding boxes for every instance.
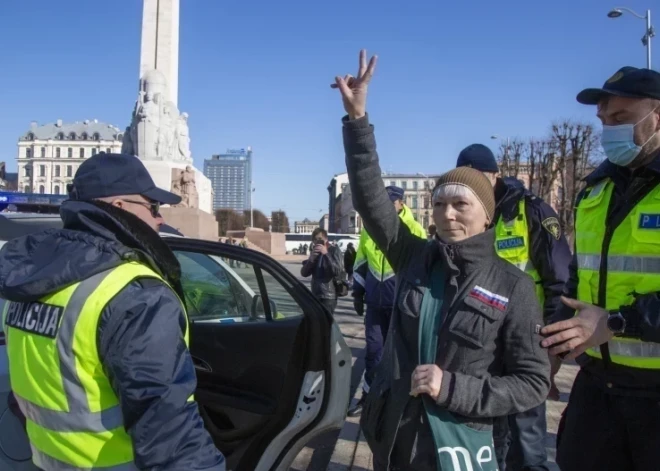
[249,185,255,228]
[607,7,655,69]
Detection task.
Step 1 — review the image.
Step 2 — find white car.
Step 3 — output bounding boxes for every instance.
[0,213,352,471]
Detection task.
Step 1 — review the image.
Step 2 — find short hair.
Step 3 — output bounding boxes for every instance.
[311,228,328,240]
[432,183,475,200]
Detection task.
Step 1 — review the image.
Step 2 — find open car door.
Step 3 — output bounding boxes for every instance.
[164,237,352,471]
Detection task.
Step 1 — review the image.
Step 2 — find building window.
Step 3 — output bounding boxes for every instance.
[79,148,85,158]
[24,185,30,193]
[81,132,88,140]
[39,185,45,194]
[412,196,418,209]
[55,165,60,177]
[389,180,396,187]
[413,181,418,190]
[106,148,111,154]
[23,167,29,177]
[69,133,76,140]
[39,165,45,177]
[402,181,408,190]
[67,147,73,158]
[423,195,430,209]
[54,185,60,194]
[93,133,100,141]
[57,132,64,140]
[26,133,35,140]
[56,147,61,158]
[40,147,46,158]
[66,165,72,177]
[26,148,32,158]
[91,148,98,156]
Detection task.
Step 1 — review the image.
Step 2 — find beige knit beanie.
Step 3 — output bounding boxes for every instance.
[434,167,496,221]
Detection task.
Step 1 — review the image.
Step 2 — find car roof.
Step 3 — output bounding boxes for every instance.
[0,212,185,240]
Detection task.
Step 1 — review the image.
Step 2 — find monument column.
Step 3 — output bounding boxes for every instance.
[140,0,179,107]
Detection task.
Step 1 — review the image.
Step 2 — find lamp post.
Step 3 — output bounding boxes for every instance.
[249,185,255,228]
[608,7,655,69]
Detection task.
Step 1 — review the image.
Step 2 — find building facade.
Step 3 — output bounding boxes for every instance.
[294,218,317,234]
[204,148,252,212]
[17,119,123,195]
[329,172,441,234]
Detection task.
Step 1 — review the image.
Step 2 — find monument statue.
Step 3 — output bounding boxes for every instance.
[121,69,192,163]
[170,166,198,208]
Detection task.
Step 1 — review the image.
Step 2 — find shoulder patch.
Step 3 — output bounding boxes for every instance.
[541,217,561,240]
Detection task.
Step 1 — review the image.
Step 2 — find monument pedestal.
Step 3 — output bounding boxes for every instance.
[160,207,218,241]
[141,160,213,214]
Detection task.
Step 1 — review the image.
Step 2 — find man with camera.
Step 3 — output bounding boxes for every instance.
[301,227,344,315]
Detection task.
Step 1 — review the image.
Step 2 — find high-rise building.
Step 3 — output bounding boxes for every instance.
[204,147,252,212]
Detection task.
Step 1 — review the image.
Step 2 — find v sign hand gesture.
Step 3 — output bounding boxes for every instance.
[331,49,378,120]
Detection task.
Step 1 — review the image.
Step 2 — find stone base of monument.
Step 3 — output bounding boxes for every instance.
[226,228,286,256]
[141,160,213,214]
[160,207,218,241]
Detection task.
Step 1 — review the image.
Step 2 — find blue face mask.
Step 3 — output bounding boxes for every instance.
[601,108,658,166]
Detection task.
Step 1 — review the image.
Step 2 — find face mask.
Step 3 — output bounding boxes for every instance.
[601,108,658,166]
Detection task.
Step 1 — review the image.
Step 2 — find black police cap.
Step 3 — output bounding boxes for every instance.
[67,152,182,205]
[577,66,660,105]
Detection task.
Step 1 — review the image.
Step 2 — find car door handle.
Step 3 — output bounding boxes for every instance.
[192,356,213,372]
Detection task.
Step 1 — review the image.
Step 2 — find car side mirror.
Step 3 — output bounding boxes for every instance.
[251,294,278,320]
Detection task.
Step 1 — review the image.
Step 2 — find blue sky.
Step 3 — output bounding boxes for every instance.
[0,0,655,222]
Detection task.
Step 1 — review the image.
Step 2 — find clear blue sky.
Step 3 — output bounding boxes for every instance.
[0,0,655,222]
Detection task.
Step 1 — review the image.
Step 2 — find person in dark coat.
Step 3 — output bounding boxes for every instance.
[344,242,356,284]
[332,50,550,470]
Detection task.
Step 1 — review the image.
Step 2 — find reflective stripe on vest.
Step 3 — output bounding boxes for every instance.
[494,199,544,303]
[3,262,190,469]
[575,178,660,369]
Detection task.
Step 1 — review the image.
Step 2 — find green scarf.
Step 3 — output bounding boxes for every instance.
[418,263,498,470]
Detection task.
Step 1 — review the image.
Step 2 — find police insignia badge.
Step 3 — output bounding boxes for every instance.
[542,217,561,240]
[607,71,624,83]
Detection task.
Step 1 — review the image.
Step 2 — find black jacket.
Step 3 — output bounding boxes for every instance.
[343,115,550,468]
[300,245,343,300]
[0,200,225,470]
[494,177,572,321]
[554,154,660,393]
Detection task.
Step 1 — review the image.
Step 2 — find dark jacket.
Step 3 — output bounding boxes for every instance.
[301,244,343,300]
[342,115,550,467]
[344,246,356,275]
[554,154,660,394]
[0,200,225,471]
[494,177,572,321]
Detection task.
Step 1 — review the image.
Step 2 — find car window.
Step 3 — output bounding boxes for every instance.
[176,251,252,321]
[175,250,303,322]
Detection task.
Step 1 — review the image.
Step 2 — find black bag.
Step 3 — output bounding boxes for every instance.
[334,278,349,297]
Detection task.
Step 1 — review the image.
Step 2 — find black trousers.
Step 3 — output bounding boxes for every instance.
[494,403,550,471]
[557,369,660,471]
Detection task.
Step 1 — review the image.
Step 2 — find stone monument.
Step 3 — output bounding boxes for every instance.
[122,0,216,239]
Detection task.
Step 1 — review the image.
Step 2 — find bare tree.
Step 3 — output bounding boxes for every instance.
[271,210,291,233]
[551,121,601,238]
[494,120,602,240]
[243,209,270,231]
[215,209,244,237]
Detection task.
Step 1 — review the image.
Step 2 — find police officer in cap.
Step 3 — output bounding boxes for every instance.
[457,145,572,471]
[0,153,225,470]
[542,66,660,470]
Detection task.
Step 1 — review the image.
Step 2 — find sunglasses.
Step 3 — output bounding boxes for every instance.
[122,199,161,217]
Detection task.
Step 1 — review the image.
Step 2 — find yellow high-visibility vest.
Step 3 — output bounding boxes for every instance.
[575,178,660,369]
[494,199,544,304]
[3,262,191,470]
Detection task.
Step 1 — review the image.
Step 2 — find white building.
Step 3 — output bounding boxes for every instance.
[17,119,124,195]
[294,218,317,234]
[329,172,442,233]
